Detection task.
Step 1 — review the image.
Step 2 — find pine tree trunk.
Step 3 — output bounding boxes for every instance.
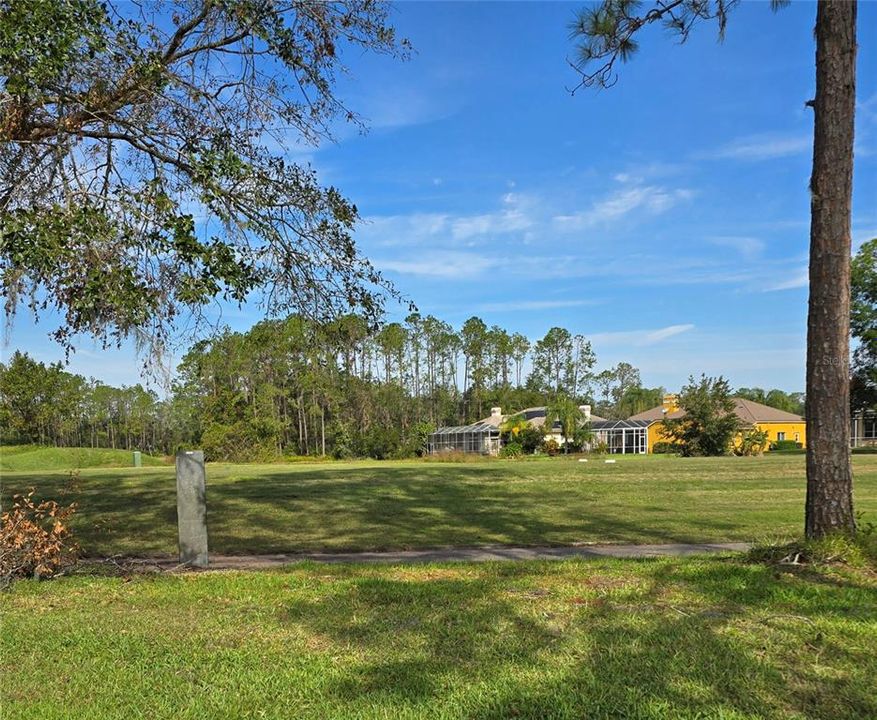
[805,0,857,538]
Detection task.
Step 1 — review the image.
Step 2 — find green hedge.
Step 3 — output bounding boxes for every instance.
[770,440,803,452]
[652,441,681,455]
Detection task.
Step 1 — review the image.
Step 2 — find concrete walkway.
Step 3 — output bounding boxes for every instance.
[129,542,751,572]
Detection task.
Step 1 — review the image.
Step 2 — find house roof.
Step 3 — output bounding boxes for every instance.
[732,398,805,423]
[513,406,607,427]
[628,398,804,424]
[479,406,607,429]
[591,419,652,430]
[628,405,683,422]
[429,421,500,436]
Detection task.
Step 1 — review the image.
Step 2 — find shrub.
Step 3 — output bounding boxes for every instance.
[651,441,681,455]
[328,421,354,459]
[540,438,560,456]
[401,421,436,458]
[200,421,280,462]
[590,441,609,456]
[735,428,770,456]
[852,446,877,454]
[360,425,402,460]
[500,442,523,458]
[518,426,545,454]
[769,439,804,453]
[1,490,78,586]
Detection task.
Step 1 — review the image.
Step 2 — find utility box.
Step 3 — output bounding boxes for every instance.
[132,451,142,467]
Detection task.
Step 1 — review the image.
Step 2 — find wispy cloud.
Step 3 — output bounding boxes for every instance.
[702,134,810,161]
[476,299,601,312]
[590,324,696,348]
[764,269,808,292]
[645,324,696,343]
[373,246,806,293]
[359,192,536,247]
[360,213,450,247]
[708,236,765,260]
[349,78,461,131]
[451,193,533,241]
[553,182,693,230]
[374,251,498,279]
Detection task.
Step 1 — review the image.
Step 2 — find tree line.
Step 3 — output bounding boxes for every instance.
[1,314,815,461]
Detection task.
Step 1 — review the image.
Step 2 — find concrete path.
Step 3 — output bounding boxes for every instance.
[127,542,751,572]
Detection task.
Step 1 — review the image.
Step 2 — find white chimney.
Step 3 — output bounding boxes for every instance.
[579,405,591,420]
[490,406,502,418]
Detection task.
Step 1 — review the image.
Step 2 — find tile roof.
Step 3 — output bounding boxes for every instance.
[628,398,804,424]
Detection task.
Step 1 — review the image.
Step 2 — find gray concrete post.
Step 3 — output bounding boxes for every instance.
[175,450,208,567]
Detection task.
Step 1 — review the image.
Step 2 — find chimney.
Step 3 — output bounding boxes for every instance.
[490,406,502,418]
[662,394,678,414]
[579,404,591,420]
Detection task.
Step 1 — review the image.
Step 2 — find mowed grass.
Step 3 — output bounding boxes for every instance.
[3,454,877,556]
[3,557,876,719]
[0,445,168,472]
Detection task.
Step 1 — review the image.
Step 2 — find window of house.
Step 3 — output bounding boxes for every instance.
[794,433,800,442]
[777,432,786,442]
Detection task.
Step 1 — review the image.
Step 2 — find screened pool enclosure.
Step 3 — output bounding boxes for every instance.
[590,419,650,454]
[427,422,501,456]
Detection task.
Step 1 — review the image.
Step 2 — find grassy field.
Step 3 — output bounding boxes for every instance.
[3,454,876,556]
[0,445,168,473]
[3,556,876,719]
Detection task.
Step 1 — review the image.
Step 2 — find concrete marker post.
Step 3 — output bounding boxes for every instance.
[175,450,209,567]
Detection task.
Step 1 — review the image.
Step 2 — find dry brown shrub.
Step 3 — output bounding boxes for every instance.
[1,489,79,586]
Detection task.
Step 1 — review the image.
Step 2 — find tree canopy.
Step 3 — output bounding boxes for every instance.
[663,375,740,457]
[851,238,877,411]
[1,0,410,355]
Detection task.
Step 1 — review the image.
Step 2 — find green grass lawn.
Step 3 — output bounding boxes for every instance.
[3,454,876,556]
[3,556,876,719]
[0,445,168,472]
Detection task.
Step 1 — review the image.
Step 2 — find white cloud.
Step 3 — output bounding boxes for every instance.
[764,269,808,292]
[357,85,457,130]
[644,324,696,343]
[375,251,498,279]
[703,134,811,161]
[358,213,450,247]
[451,206,531,240]
[360,192,537,247]
[553,183,693,230]
[475,299,601,312]
[589,324,696,348]
[708,236,765,260]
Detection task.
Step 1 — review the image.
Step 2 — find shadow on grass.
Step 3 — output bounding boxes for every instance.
[279,560,877,719]
[1,462,859,556]
[202,465,749,554]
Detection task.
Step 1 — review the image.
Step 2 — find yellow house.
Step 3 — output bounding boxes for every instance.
[629,394,806,453]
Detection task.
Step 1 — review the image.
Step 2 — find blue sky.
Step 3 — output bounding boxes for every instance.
[6,1,877,392]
